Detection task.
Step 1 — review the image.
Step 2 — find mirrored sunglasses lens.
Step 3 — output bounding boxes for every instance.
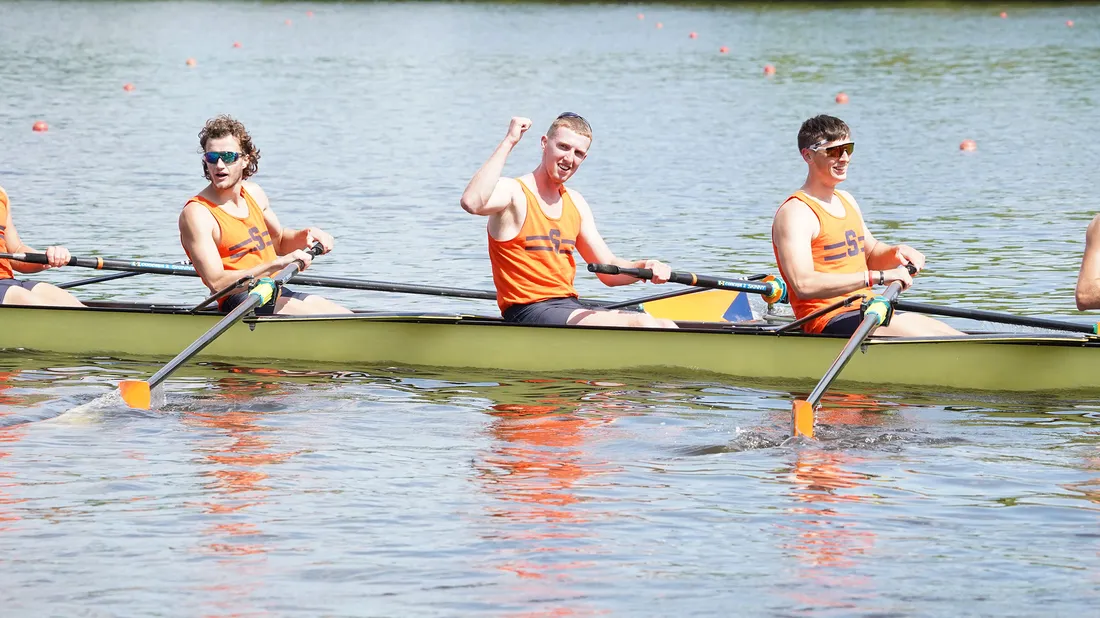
[203,152,220,164]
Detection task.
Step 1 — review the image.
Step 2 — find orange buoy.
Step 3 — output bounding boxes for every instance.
[186,58,196,67]
[960,139,977,151]
[689,32,698,39]
[233,41,242,48]
[763,64,776,75]
[123,83,135,92]
[637,13,644,20]
[32,121,48,132]
[656,22,663,29]
[1066,20,1074,27]
[1000,11,1007,18]
[285,18,292,25]
[306,10,314,17]
[835,92,849,104]
[719,46,729,54]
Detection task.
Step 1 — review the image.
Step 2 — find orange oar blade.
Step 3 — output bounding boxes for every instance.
[791,399,815,439]
[119,380,152,410]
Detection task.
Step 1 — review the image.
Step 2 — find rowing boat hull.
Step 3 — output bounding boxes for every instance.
[1,303,1097,392]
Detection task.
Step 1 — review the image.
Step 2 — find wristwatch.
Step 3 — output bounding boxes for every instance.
[877,271,885,286]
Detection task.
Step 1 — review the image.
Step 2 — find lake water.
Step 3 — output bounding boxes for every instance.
[1,1,1098,616]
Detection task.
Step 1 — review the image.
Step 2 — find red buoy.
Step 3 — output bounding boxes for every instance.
[1000,11,1007,18]
[960,139,977,151]
[32,121,48,132]
[719,46,729,54]
[123,83,135,92]
[689,32,698,39]
[186,58,196,67]
[835,92,849,104]
[637,13,644,20]
[763,64,776,75]
[656,22,663,29]
[1066,20,1074,27]
[233,42,242,48]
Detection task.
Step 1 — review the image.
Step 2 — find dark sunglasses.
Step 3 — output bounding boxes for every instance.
[203,151,243,165]
[557,112,592,132]
[810,142,855,158]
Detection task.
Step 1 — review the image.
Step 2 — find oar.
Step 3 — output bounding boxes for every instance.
[1,252,200,278]
[56,260,192,290]
[117,244,324,410]
[587,263,787,304]
[791,281,907,439]
[3,251,746,312]
[893,300,1097,335]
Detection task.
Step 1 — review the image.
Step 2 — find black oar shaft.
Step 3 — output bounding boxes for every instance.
[289,274,498,301]
[588,263,783,299]
[0,252,199,278]
[804,281,905,407]
[894,300,1095,335]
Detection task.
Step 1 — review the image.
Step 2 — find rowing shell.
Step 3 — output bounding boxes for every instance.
[1,301,1097,393]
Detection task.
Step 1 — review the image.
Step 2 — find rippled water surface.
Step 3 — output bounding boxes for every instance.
[1,1,1099,616]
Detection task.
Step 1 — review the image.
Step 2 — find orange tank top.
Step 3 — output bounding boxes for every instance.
[184,186,277,273]
[488,179,582,314]
[774,190,873,334]
[0,187,12,279]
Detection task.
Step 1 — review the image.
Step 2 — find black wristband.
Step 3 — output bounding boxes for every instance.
[877,271,885,286]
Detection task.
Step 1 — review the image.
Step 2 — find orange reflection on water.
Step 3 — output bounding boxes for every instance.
[0,372,28,532]
[476,380,625,612]
[184,375,298,559]
[776,393,886,610]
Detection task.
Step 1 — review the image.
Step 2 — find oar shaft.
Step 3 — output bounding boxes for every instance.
[894,300,1095,334]
[289,274,498,301]
[803,281,904,407]
[0,252,199,277]
[146,253,316,389]
[587,263,784,300]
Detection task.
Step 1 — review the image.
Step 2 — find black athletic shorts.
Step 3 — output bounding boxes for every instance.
[502,297,594,326]
[821,309,864,335]
[0,279,41,303]
[219,286,309,316]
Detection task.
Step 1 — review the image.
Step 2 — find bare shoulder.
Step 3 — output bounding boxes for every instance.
[0,185,8,207]
[1086,213,1100,241]
[242,180,270,208]
[564,186,592,216]
[836,188,862,211]
[179,200,215,230]
[775,197,813,222]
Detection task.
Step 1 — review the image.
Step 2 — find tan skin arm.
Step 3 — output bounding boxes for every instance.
[571,189,669,286]
[1075,214,1100,310]
[179,202,308,293]
[460,117,530,217]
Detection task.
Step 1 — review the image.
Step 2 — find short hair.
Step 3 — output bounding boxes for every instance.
[198,115,261,180]
[797,115,850,152]
[546,112,592,140]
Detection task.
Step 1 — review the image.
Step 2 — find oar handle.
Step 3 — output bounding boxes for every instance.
[587,263,787,303]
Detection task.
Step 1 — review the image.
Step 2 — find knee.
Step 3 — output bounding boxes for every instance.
[631,313,678,329]
[1,287,34,305]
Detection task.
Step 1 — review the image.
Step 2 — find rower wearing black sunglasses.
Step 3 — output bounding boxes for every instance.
[178,115,351,316]
[771,115,961,337]
[460,114,677,328]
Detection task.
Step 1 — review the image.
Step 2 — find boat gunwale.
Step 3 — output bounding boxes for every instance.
[1,301,1097,347]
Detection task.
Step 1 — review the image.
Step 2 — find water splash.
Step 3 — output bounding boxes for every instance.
[45,386,165,425]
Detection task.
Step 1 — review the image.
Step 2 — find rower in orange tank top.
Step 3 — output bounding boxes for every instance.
[0,185,84,307]
[488,179,582,314]
[771,115,962,337]
[775,190,874,334]
[178,115,351,316]
[460,114,679,329]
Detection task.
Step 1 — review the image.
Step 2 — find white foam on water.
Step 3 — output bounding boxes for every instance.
[45,385,166,425]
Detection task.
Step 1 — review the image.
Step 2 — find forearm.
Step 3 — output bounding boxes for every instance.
[789,270,871,300]
[596,257,653,287]
[9,242,48,273]
[275,227,308,254]
[1076,277,1100,310]
[461,141,513,214]
[866,241,901,269]
[202,260,284,292]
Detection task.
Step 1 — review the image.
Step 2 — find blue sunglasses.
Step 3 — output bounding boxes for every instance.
[203,151,243,165]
